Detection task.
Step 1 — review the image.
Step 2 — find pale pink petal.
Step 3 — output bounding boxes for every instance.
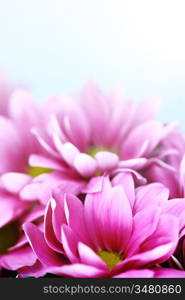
[0,192,30,227]
[122,121,163,159]
[29,154,65,171]
[154,268,185,278]
[94,151,119,172]
[56,142,80,166]
[1,172,31,194]
[134,183,169,213]
[74,153,97,178]
[112,172,135,208]
[118,158,147,170]
[78,242,107,270]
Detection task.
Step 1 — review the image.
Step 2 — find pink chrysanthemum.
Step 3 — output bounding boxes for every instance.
[25,81,176,203]
[22,175,185,278]
[0,89,47,270]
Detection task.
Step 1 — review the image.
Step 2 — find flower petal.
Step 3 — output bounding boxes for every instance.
[74,153,97,178]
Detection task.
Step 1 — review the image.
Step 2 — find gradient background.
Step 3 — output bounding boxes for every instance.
[0,0,185,127]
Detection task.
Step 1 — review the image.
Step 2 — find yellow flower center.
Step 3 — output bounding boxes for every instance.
[0,222,19,254]
[97,250,122,271]
[87,146,117,157]
[27,166,53,177]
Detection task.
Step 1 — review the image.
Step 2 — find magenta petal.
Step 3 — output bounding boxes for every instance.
[154,268,185,278]
[61,224,79,263]
[125,206,161,256]
[78,242,107,270]
[20,182,40,201]
[114,269,154,278]
[0,246,37,270]
[118,158,147,170]
[1,172,31,194]
[64,194,88,243]
[44,201,64,253]
[74,153,97,178]
[23,223,62,267]
[18,260,48,278]
[46,263,106,278]
[95,185,132,252]
[112,172,135,208]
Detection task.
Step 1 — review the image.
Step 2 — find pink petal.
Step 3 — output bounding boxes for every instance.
[61,225,79,263]
[112,172,135,208]
[118,158,147,170]
[94,151,119,172]
[23,223,63,267]
[114,269,154,278]
[44,201,64,253]
[122,121,163,159]
[134,183,169,214]
[125,206,161,256]
[1,172,31,194]
[18,260,48,278]
[47,263,106,278]
[162,198,185,233]
[29,154,64,171]
[0,192,30,227]
[56,142,80,166]
[74,153,97,178]
[144,160,181,198]
[64,194,88,243]
[78,242,107,270]
[154,268,185,278]
[20,182,40,201]
[0,246,37,270]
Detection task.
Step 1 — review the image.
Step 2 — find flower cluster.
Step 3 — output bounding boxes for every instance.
[0,78,185,278]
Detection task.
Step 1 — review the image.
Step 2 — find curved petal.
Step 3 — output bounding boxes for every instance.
[73,153,97,178]
[122,121,163,159]
[94,151,119,172]
[1,172,31,194]
[23,223,62,267]
[134,183,169,214]
[78,242,107,270]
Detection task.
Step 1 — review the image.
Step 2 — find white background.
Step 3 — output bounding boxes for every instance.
[0,0,185,127]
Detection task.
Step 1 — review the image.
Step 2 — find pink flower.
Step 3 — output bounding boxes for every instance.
[22,174,185,277]
[143,128,185,198]
[0,89,48,270]
[0,73,19,116]
[27,81,173,202]
[0,205,44,272]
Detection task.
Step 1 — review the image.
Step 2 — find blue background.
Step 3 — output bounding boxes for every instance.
[0,0,185,128]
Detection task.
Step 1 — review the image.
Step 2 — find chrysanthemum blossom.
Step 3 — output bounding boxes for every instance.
[0,89,49,269]
[22,175,185,278]
[143,128,185,198]
[26,81,176,202]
